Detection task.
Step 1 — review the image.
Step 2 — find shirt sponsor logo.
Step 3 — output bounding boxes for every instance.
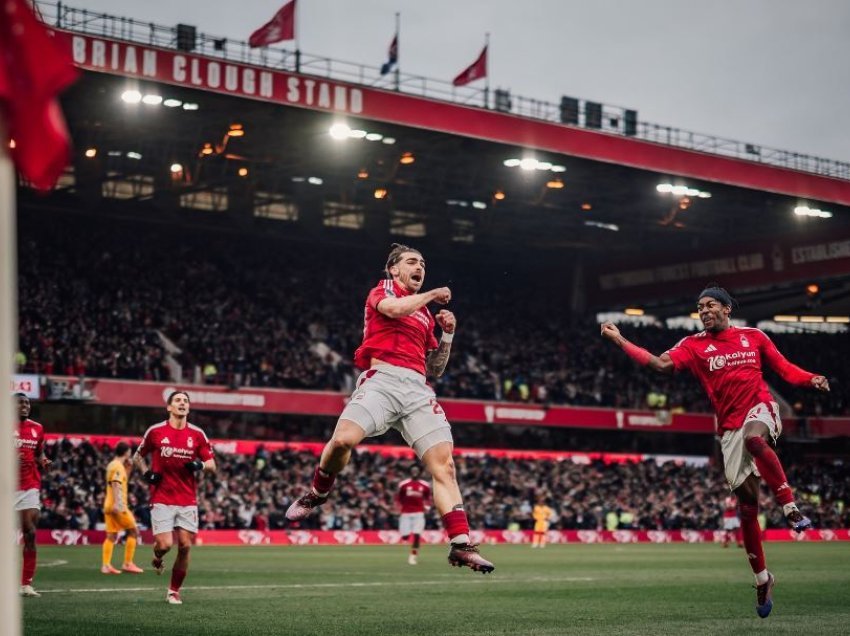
[161,446,193,460]
[708,350,757,371]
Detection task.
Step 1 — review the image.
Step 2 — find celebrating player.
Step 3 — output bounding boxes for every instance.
[721,494,743,549]
[101,441,144,574]
[286,243,494,573]
[397,465,431,565]
[601,284,829,618]
[531,495,553,548]
[134,391,216,604]
[14,393,50,598]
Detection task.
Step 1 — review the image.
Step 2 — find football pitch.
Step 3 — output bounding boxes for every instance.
[23,542,850,635]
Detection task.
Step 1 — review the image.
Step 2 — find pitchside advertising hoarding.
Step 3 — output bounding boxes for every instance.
[11,373,40,399]
[35,528,850,546]
[56,30,850,206]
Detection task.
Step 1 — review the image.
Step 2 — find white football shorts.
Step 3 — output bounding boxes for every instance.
[14,489,40,512]
[720,401,782,491]
[398,512,426,536]
[151,503,199,535]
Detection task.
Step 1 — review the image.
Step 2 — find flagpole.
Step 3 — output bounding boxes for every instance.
[294,0,301,73]
[393,12,400,92]
[0,121,22,636]
[484,32,490,109]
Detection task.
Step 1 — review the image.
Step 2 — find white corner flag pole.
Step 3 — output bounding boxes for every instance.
[0,121,22,636]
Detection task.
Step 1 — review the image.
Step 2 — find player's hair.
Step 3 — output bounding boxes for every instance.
[166,390,190,405]
[13,392,27,398]
[696,282,737,308]
[115,441,131,457]
[384,243,422,278]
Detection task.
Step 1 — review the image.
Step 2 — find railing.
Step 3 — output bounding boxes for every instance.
[38,1,850,180]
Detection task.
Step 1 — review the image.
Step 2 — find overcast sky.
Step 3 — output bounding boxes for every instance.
[57,0,850,161]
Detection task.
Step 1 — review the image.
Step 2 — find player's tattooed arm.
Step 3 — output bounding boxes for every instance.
[426,340,452,377]
[132,450,149,474]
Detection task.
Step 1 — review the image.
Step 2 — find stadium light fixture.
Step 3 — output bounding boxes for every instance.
[826,316,850,323]
[291,176,306,182]
[551,165,566,173]
[399,152,415,165]
[126,152,143,160]
[170,163,183,174]
[200,143,214,156]
[84,148,97,158]
[472,201,487,210]
[546,178,565,189]
[308,177,323,185]
[142,94,163,105]
[329,123,351,140]
[806,283,820,296]
[689,312,700,319]
[581,202,592,210]
[365,133,383,141]
[585,220,619,232]
[227,124,245,137]
[357,168,369,179]
[382,137,396,145]
[794,205,832,219]
[121,90,142,104]
[519,158,538,171]
[773,315,798,322]
[182,102,199,111]
[238,167,249,177]
[657,182,710,198]
[536,161,553,171]
[624,308,645,316]
[349,129,368,139]
[503,159,521,168]
[163,98,183,108]
[800,316,825,323]
[374,188,388,199]
[493,190,506,200]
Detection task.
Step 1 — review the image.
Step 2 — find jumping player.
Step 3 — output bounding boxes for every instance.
[14,393,50,597]
[397,465,431,565]
[286,243,494,573]
[134,391,216,604]
[101,441,144,574]
[601,284,829,618]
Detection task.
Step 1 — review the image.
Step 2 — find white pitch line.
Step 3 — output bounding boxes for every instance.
[39,560,69,568]
[38,576,595,595]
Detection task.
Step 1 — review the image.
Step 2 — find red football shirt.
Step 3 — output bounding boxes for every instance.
[665,326,815,433]
[138,421,214,506]
[353,279,439,375]
[15,418,44,491]
[397,478,431,513]
[723,496,737,519]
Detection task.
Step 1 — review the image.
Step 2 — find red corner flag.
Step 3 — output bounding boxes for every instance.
[0,0,79,191]
[452,45,487,87]
[249,0,297,48]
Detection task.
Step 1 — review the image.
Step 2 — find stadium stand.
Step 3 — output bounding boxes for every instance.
[39,439,848,533]
[17,209,847,415]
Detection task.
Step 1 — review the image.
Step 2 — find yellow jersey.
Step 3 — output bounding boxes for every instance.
[533,505,553,524]
[104,458,128,513]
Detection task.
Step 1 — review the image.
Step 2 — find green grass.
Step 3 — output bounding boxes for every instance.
[22,542,850,635]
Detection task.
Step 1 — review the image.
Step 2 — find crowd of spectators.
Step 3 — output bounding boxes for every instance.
[39,439,848,533]
[17,210,847,415]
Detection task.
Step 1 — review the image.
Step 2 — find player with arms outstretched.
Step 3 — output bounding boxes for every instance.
[601,284,829,618]
[101,441,144,574]
[397,465,431,565]
[287,243,494,573]
[134,391,216,604]
[14,393,50,597]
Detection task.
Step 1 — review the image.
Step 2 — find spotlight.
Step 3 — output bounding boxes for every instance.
[519,158,538,171]
[163,98,183,108]
[227,124,244,137]
[238,167,249,177]
[546,178,564,189]
[365,133,383,141]
[84,148,97,158]
[121,90,142,104]
[329,123,351,140]
[374,188,388,199]
[182,102,199,110]
[200,143,214,156]
[170,163,183,173]
[357,168,369,179]
[581,202,592,210]
[493,190,506,201]
[381,137,396,145]
[142,94,163,105]
[399,152,415,165]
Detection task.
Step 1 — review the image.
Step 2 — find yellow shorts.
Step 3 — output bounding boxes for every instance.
[104,510,137,533]
[533,522,549,533]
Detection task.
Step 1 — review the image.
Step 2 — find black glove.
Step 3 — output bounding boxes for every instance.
[184,459,204,472]
[143,470,162,485]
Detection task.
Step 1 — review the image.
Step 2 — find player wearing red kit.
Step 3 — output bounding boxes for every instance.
[287,243,494,573]
[14,393,50,598]
[721,495,742,548]
[134,391,216,604]
[397,465,431,565]
[601,284,829,619]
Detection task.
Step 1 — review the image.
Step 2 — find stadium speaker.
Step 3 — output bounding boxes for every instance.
[624,109,638,136]
[494,89,512,113]
[585,101,602,129]
[176,24,197,52]
[559,96,579,125]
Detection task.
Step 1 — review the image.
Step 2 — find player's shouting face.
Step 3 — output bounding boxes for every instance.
[17,394,31,420]
[166,391,191,419]
[697,296,731,332]
[390,251,426,293]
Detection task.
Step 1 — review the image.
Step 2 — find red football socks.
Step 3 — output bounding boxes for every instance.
[312,467,336,495]
[745,436,794,505]
[21,548,36,586]
[441,510,470,541]
[739,503,766,574]
[170,567,187,592]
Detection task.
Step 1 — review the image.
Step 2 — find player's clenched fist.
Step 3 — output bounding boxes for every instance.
[431,287,451,305]
[812,376,830,392]
[435,310,456,334]
[600,322,621,340]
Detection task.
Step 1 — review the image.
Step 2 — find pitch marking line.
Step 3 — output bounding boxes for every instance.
[39,560,69,568]
[39,576,595,594]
